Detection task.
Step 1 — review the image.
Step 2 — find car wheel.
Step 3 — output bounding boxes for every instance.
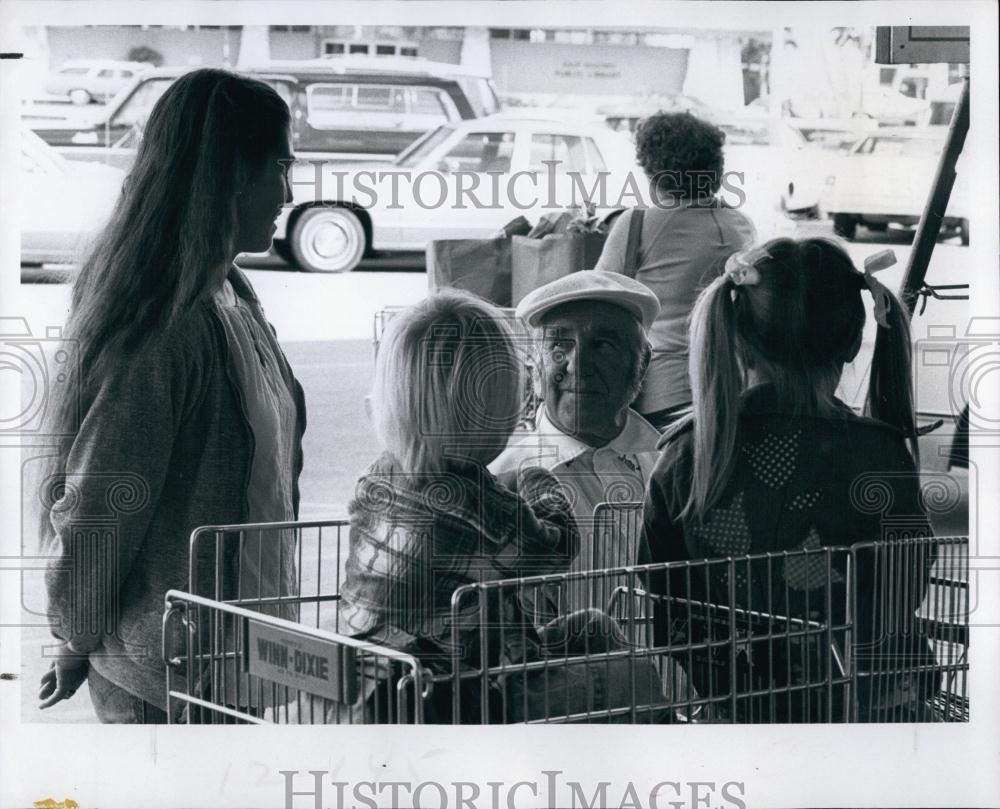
[289,207,367,273]
[959,218,970,246]
[69,88,91,105]
[833,214,857,240]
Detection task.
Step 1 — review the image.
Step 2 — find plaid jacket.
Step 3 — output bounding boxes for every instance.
[339,454,580,666]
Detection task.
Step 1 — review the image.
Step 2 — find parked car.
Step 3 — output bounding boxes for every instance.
[19,128,124,265]
[30,57,500,167]
[273,112,641,272]
[596,105,828,219]
[821,127,969,244]
[43,59,151,105]
[597,95,710,134]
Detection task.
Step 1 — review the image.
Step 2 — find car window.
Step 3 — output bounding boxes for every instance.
[21,149,42,175]
[411,88,448,117]
[59,66,90,75]
[356,86,400,110]
[405,88,456,130]
[395,124,456,167]
[306,83,408,130]
[111,77,173,129]
[97,69,114,79]
[800,129,859,151]
[857,137,943,157]
[453,76,502,117]
[528,134,590,174]
[584,137,607,172]
[719,122,770,146]
[441,132,515,173]
[119,70,133,80]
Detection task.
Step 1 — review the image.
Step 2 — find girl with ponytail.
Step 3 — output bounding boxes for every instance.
[640,237,934,721]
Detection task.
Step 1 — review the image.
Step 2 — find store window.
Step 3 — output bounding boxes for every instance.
[323,40,419,58]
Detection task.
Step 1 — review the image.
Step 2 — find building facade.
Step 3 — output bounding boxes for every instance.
[34,24,763,111]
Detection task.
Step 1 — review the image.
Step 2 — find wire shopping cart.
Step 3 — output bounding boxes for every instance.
[164,519,427,723]
[163,516,969,724]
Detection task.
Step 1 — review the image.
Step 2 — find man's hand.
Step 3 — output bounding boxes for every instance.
[38,647,89,709]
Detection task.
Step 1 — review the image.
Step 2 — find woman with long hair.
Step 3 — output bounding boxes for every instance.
[640,237,935,721]
[37,68,306,723]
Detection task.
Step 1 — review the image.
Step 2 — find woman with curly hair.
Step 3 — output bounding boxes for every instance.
[595,111,755,429]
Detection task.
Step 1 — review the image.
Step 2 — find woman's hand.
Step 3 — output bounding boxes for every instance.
[38,648,89,709]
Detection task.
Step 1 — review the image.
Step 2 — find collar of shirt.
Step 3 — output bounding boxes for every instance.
[214,277,238,307]
[535,407,660,471]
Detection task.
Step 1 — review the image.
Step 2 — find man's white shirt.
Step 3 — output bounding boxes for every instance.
[490,407,662,576]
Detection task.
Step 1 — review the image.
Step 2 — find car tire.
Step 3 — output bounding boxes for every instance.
[959,218,970,246]
[69,88,91,105]
[289,206,367,273]
[833,214,857,241]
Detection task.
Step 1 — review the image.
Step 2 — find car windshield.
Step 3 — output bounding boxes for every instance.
[395,124,456,167]
[454,76,502,117]
[110,77,173,129]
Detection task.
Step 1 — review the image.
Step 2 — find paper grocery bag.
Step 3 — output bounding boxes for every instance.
[426,237,513,307]
[511,232,607,305]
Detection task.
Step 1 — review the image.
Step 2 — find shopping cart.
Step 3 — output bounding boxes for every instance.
[165,519,428,723]
[439,547,854,724]
[163,517,969,724]
[848,534,969,722]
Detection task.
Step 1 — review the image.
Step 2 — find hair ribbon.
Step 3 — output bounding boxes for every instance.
[862,249,897,328]
[724,246,768,287]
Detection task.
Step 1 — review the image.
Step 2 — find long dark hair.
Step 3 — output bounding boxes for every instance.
[55,68,289,437]
[682,237,916,521]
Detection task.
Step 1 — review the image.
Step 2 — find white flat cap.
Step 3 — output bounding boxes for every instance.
[516,270,660,331]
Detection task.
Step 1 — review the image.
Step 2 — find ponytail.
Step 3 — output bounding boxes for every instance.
[866,289,919,462]
[682,276,745,522]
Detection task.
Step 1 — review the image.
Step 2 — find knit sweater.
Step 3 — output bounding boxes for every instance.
[40,267,306,711]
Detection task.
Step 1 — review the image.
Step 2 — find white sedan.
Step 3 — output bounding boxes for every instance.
[820,127,970,244]
[273,112,643,272]
[20,129,124,265]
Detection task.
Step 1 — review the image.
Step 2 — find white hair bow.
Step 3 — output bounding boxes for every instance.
[724,246,769,287]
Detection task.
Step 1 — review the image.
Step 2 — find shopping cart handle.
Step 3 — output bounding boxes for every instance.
[916,616,968,647]
[162,593,188,669]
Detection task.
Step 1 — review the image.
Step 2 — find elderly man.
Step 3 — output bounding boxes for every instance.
[490,271,663,580]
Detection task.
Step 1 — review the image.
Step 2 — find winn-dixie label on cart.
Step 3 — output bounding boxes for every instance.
[245,618,359,704]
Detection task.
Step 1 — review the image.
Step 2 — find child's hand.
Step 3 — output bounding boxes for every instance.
[38,648,88,709]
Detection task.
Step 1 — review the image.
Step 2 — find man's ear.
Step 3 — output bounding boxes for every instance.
[530,346,545,400]
[637,339,652,384]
